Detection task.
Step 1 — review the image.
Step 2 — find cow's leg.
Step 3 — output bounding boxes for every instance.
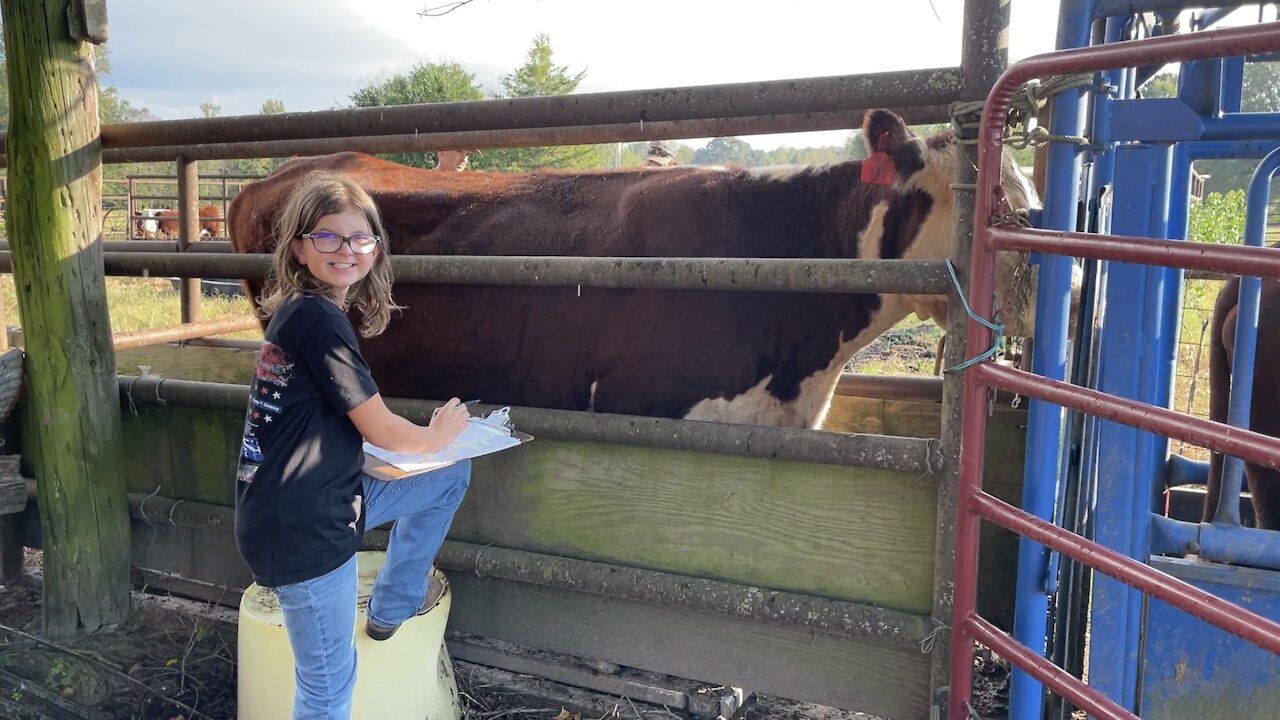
[1246,465,1280,530]
[1203,277,1239,523]
[1244,279,1280,529]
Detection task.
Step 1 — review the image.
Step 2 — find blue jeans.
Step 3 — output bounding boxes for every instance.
[273,460,472,719]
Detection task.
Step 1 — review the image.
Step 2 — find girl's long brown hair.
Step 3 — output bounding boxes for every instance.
[256,171,401,337]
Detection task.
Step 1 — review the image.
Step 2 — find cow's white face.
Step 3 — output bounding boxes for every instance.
[891,129,1044,337]
[687,120,1046,430]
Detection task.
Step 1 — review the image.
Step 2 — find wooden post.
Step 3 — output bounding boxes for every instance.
[1,1,130,635]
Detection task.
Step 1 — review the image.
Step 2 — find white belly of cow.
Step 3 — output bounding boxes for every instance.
[682,298,915,429]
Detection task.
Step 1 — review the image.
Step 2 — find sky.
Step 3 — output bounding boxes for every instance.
[104,0,1064,151]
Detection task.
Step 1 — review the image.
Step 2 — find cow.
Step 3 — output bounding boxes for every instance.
[132,208,158,239]
[1202,273,1280,529]
[228,109,1038,428]
[154,205,222,238]
[155,209,179,238]
[200,204,223,238]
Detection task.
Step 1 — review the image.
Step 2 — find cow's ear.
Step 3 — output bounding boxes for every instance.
[861,110,911,155]
[860,109,926,184]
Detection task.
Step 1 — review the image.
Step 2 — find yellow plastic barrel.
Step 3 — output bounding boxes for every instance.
[238,551,461,719]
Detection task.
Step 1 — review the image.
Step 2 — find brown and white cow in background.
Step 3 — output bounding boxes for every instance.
[154,205,223,239]
[228,109,1038,428]
[132,208,159,239]
[1203,274,1280,529]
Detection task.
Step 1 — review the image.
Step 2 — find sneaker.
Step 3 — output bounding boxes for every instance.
[365,575,446,641]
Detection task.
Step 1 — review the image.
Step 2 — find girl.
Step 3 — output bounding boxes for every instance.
[234,171,472,719]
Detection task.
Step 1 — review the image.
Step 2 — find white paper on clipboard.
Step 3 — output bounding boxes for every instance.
[363,407,529,476]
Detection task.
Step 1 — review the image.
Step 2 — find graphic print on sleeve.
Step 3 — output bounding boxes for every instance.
[237,341,294,484]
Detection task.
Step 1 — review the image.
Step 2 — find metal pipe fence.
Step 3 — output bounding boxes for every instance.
[952,20,1280,720]
[117,375,940,474]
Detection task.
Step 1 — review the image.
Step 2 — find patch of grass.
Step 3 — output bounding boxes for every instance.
[846,316,944,376]
[0,275,260,338]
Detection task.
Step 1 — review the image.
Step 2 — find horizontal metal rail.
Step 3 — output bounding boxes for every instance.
[430,540,933,650]
[112,316,260,351]
[970,490,1280,656]
[87,69,969,150]
[118,376,939,473]
[966,608,1137,720]
[95,106,953,165]
[0,252,953,295]
[127,193,235,204]
[127,173,262,181]
[975,362,1280,472]
[988,225,1280,279]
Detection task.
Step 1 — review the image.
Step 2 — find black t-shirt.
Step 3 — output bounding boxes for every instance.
[234,295,379,587]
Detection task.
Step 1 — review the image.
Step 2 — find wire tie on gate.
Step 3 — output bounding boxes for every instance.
[138,484,163,529]
[943,257,1003,374]
[919,619,949,654]
[916,438,939,484]
[472,543,494,578]
[167,498,184,527]
[123,376,142,417]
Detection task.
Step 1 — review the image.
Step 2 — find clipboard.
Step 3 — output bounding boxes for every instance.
[362,407,533,481]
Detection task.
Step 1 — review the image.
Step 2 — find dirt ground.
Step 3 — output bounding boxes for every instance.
[5,550,984,720]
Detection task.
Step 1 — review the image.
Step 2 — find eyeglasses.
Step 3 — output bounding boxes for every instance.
[299,231,381,255]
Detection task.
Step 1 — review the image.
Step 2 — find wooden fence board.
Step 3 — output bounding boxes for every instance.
[453,440,937,612]
[446,573,931,720]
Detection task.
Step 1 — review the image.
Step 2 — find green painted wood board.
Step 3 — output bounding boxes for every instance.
[447,573,931,719]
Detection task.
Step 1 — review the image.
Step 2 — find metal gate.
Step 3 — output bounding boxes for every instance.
[949,19,1280,720]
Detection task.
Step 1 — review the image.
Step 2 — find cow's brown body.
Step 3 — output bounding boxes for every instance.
[1203,275,1280,529]
[155,205,222,238]
[229,111,1034,427]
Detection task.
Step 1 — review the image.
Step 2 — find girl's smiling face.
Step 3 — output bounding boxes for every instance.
[292,207,380,301]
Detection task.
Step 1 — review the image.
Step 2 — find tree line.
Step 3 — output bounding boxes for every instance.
[0,29,860,182]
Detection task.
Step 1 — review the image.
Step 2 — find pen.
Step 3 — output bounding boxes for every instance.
[462,399,482,407]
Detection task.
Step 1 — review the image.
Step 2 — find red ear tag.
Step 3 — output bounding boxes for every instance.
[860,150,897,185]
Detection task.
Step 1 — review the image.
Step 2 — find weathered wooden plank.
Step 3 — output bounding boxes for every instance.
[119,404,241,505]
[453,441,938,613]
[114,395,1025,618]
[447,573,931,720]
[3,0,131,634]
[825,395,1027,629]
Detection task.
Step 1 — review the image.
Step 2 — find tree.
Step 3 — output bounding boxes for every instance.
[1140,71,1179,99]
[481,34,605,171]
[501,33,585,98]
[94,45,157,124]
[199,101,221,118]
[350,61,485,169]
[692,137,761,166]
[260,98,286,115]
[1242,60,1280,113]
[1187,190,1246,246]
[100,86,158,124]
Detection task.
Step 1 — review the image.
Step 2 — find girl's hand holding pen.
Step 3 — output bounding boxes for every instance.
[428,397,471,444]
